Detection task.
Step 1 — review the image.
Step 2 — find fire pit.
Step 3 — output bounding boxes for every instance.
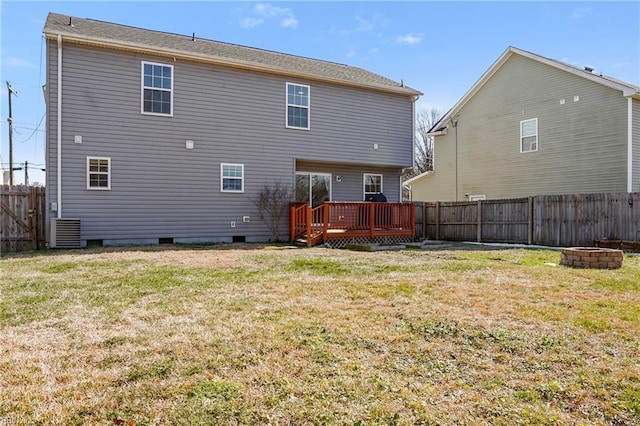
[560,247,623,269]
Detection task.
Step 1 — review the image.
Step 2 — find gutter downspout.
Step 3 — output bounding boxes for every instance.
[57,34,62,218]
[628,97,633,193]
[453,118,458,201]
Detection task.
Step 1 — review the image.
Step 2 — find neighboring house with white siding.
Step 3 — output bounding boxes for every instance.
[405,46,640,202]
[0,156,8,185]
[43,13,420,247]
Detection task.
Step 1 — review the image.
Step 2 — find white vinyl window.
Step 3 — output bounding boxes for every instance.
[520,118,538,153]
[87,157,111,190]
[363,174,383,200]
[141,61,173,116]
[221,163,244,193]
[286,83,310,129]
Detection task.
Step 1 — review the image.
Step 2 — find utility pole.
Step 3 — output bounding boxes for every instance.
[24,161,29,186]
[6,81,18,185]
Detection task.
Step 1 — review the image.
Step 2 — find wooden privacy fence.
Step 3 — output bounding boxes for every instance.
[1,185,46,253]
[415,192,640,247]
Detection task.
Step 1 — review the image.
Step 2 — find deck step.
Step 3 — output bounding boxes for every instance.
[294,233,324,246]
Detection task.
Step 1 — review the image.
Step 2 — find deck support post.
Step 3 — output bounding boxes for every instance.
[323,203,329,243]
[369,203,375,237]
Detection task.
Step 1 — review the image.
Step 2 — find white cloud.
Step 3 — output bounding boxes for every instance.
[4,57,37,68]
[240,3,298,29]
[254,3,286,18]
[397,34,422,45]
[240,17,264,29]
[571,7,592,19]
[281,16,298,29]
[355,15,374,32]
[355,14,386,33]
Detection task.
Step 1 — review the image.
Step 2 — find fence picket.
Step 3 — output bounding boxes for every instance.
[416,192,640,247]
[1,185,46,253]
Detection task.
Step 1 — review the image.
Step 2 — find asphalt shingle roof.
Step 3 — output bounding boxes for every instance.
[43,12,421,96]
[518,46,640,93]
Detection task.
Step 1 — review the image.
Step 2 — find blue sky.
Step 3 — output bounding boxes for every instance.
[1,1,639,185]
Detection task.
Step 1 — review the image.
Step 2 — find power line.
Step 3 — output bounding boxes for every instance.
[1,163,45,168]
[17,113,45,143]
[15,126,45,132]
[37,35,46,161]
[39,35,44,90]
[12,120,44,126]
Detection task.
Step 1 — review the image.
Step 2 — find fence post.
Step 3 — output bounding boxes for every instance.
[435,201,440,241]
[412,206,424,240]
[572,194,579,246]
[477,200,482,242]
[30,187,37,250]
[422,202,427,240]
[528,196,533,245]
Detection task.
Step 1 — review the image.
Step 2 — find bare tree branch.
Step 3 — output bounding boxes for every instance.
[414,107,443,174]
[250,180,294,242]
[401,107,444,201]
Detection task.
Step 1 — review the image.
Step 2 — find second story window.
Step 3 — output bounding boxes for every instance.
[142,62,173,116]
[520,118,538,153]
[286,83,310,129]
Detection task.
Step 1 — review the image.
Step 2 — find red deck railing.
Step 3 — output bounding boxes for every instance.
[290,202,415,246]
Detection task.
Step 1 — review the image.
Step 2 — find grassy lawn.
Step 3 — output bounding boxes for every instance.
[1,244,639,425]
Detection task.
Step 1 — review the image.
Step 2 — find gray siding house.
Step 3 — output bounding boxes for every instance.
[406,46,640,202]
[43,13,421,246]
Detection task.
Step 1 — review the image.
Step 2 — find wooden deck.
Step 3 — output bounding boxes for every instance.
[290,202,415,247]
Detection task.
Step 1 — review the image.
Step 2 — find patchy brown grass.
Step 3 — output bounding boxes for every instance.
[1,244,639,425]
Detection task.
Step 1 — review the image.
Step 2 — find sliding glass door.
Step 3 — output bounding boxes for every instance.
[295,172,331,208]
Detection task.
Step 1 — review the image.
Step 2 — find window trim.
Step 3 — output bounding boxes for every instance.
[220,163,244,193]
[520,118,538,153]
[363,173,383,200]
[285,82,310,130]
[86,156,111,190]
[141,61,174,117]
